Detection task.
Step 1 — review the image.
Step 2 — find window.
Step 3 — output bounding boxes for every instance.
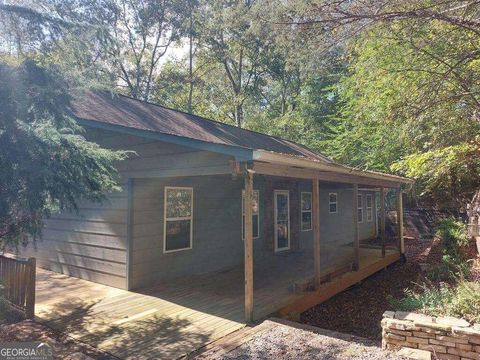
[164,187,193,253]
[301,192,312,231]
[357,194,363,223]
[366,194,373,222]
[242,190,259,239]
[329,193,338,214]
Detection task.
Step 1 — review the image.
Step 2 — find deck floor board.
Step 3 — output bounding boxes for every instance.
[35,247,397,359]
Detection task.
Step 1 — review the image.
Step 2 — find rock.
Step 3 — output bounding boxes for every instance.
[395,312,434,323]
[383,311,395,319]
[397,347,432,360]
[436,316,470,328]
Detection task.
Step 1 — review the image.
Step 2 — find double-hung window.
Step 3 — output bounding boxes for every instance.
[366,194,373,222]
[301,192,312,231]
[164,187,193,253]
[357,194,363,223]
[242,190,259,239]
[329,193,338,214]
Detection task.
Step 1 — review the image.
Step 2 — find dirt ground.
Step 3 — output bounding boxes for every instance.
[301,236,440,340]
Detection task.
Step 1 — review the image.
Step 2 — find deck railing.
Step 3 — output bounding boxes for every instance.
[0,253,36,318]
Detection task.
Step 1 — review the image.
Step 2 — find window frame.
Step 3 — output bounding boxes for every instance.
[163,186,194,254]
[357,193,363,223]
[329,192,338,214]
[242,189,260,240]
[300,192,313,232]
[366,194,373,222]
[274,190,290,252]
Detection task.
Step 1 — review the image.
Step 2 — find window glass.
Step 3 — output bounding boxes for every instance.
[329,193,338,214]
[301,192,312,231]
[366,194,373,222]
[164,187,193,252]
[357,194,363,223]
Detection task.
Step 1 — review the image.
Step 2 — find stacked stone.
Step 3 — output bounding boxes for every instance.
[381,311,480,360]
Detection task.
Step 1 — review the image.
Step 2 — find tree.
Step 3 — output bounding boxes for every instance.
[197,0,271,127]
[1,0,190,100]
[0,59,127,247]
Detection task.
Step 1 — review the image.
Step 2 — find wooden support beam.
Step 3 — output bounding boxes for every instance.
[380,186,386,258]
[312,179,321,289]
[397,189,405,254]
[252,162,402,188]
[244,170,254,323]
[353,184,360,271]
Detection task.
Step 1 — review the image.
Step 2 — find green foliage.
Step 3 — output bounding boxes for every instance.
[437,219,470,252]
[0,59,127,247]
[390,280,480,323]
[426,219,471,281]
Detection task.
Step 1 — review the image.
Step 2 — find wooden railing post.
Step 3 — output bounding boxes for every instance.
[397,189,405,255]
[25,257,36,319]
[312,178,321,289]
[244,169,254,323]
[380,186,386,257]
[353,184,359,270]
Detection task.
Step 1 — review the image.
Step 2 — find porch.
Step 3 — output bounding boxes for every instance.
[35,246,398,359]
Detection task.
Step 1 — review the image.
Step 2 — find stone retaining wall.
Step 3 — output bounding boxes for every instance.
[382,311,480,360]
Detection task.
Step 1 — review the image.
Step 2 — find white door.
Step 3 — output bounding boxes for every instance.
[274,190,290,251]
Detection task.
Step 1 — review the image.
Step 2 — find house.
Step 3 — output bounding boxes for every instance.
[20,91,413,322]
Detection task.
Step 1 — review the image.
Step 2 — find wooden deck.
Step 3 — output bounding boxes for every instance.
[35,247,399,359]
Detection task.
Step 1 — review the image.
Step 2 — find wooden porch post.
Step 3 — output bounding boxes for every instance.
[397,188,405,255]
[353,183,359,270]
[244,169,254,322]
[380,186,386,257]
[312,178,321,289]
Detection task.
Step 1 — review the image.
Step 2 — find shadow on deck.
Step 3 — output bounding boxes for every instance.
[35,246,399,359]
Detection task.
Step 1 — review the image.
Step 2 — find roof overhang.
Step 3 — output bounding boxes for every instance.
[252,150,414,189]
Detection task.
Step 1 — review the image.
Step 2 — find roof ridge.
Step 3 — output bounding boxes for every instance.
[101,90,329,159]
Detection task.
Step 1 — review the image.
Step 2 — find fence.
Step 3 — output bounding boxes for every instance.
[0,253,36,318]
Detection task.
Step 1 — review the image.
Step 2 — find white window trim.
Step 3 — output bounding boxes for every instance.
[329,192,338,214]
[366,194,373,222]
[300,192,313,232]
[357,193,363,223]
[274,190,290,252]
[242,189,260,240]
[163,186,193,254]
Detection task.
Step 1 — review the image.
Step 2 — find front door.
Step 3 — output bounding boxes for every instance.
[274,190,290,251]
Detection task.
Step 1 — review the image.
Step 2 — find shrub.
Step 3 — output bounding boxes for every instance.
[389,281,453,315]
[436,218,469,254]
[428,254,472,282]
[390,280,480,323]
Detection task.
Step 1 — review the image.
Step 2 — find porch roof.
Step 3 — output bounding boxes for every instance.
[71,90,413,187]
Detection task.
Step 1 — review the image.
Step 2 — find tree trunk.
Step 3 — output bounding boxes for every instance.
[235,104,243,127]
[187,10,194,114]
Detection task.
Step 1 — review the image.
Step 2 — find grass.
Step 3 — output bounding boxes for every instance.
[390,217,479,322]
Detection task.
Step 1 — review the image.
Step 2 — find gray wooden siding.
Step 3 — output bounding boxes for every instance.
[19,127,235,289]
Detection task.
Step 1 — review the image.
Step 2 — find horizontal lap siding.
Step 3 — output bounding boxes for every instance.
[130,175,244,288]
[19,193,128,289]
[19,128,235,290]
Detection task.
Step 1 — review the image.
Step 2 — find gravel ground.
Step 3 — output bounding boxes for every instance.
[208,320,405,360]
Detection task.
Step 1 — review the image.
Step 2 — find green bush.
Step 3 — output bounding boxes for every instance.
[390,280,480,323]
[428,254,472,282]
[436,218,469,254]
[389,281,453,315]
